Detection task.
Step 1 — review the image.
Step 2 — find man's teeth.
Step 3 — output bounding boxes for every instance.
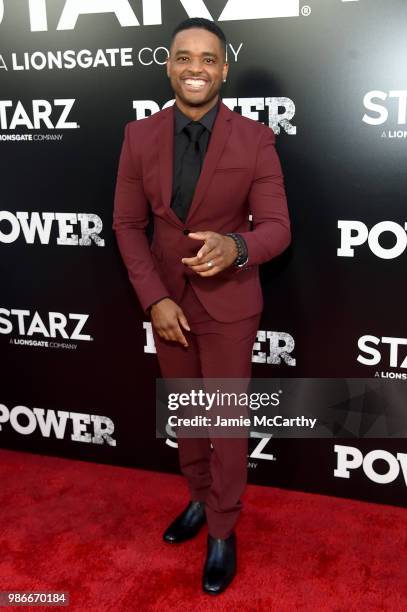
[184,79,207,88]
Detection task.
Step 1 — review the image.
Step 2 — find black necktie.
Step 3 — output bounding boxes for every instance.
[174,121,206,222]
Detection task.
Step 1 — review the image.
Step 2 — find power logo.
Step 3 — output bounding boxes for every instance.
[143,322,296,366]
[132,98,297,136]
[0,212,104,246]
[334,445,407,485]
[0,402,116,446]
[252,330,296,366]
[337,221,407,259]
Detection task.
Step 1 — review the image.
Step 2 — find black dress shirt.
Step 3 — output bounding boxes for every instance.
[170,100,219,221]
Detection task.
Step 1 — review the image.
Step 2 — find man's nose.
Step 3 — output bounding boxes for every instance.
[187,59,205,73]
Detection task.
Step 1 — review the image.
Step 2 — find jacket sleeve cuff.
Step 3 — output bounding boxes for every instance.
[144,295,170,315]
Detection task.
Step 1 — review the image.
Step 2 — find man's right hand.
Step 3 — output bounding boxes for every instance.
[150,298,190,347]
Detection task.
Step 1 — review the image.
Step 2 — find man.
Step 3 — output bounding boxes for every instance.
[113,17,291,595]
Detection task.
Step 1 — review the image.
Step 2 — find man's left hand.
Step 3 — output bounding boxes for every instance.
[181,231,237,276]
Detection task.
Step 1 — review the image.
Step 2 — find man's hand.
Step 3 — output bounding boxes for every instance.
[150,297,190,347]
[181,231,238,276]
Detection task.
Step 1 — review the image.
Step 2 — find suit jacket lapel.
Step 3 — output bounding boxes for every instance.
[157,105,183,227]
[186,102,232,224]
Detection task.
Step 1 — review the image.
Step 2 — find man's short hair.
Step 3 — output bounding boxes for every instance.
[170,17,227,58]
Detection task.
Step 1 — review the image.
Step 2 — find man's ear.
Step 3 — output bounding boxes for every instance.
[166,57,170,78]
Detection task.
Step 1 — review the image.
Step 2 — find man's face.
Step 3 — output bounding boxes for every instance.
[166,28,228,108]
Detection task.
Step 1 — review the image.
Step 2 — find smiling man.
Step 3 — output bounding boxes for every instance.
[113,17,291,595]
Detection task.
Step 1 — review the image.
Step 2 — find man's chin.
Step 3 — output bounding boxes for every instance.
[176,92,219,108]
[184,99,208,108]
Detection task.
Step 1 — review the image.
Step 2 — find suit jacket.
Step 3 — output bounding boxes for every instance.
[112,100,291,323]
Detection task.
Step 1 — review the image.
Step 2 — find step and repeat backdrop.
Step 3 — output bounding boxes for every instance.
[1,0,406,507]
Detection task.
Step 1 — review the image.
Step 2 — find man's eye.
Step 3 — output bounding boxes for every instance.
[178,56,188,62]
[205,58,215,63]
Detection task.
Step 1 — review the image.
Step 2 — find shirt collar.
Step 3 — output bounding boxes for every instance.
[174,99,220,135]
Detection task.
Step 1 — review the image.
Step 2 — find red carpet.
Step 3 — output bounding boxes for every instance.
[0,449,406,611]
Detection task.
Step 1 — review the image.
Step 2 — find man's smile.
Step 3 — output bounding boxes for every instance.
[181,77,209,92]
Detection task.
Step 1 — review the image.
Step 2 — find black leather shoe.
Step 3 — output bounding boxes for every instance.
[202,532,236,594]
[163,500,206,543]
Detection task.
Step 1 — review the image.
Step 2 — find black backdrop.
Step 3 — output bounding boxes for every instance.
[1,0,406,507]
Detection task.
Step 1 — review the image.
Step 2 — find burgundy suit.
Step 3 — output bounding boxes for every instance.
[113,100,291,538]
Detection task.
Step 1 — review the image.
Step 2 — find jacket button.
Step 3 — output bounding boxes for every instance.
[183,228,190,235]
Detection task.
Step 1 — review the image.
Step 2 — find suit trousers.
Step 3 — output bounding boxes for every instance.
[152,278,261,539]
